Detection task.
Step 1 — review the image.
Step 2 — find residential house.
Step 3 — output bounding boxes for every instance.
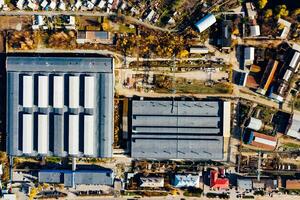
[58,0,66,10]
[49,0,57,10]
[16,0,25,10]
[245,2,257,20]
[244,47,255,66]
[250,25,260,37]
[277,18,291,39]
[76,31,112,44]
[139,177,164,188]
[172,174,200,188]
[210,170,229,189]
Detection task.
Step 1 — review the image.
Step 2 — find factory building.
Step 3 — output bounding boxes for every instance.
[130,100,231,160]
[195,13,216,33]
[6,56,114,158]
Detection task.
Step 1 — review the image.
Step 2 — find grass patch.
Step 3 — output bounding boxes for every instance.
[294,96,300,111]
[118,24,136,33]
[282,142,300,149]
[46,157,61,164]
[183,187,203,197]
[154,75,232,94]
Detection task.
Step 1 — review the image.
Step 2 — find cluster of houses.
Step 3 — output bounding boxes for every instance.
[243,43,300,103]
[243,108,300,151]
[13,0,128,12]
[125,168,300,196]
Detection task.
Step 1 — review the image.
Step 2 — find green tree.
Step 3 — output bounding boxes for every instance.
[264,9,273,18]
[275,5,289,19]
[292,8,300,16]
[258,0,268,9]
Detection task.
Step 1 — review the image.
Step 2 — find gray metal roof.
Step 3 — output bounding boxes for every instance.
[237,178,253,190]
[6,56,113,158]
[7,56,113,73]
[131,100,225,160]
[38,170,114,187]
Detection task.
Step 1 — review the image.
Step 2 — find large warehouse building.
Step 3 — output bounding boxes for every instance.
[131,100,231,160]
[6,56,114,158]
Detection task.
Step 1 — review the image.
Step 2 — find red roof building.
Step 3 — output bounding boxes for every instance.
[210,170,229,189]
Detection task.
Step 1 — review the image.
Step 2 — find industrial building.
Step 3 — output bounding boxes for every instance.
[243,131,277,150]
[195,13,216,33]
[219,20,232,50]
[286,113,300,140]
[38,169,114,187]
[6,56,114,158]
[270,48,300,102]
[130,100,231,160]
[256,60,279,95]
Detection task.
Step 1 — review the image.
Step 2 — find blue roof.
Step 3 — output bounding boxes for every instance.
[173,174,200,188]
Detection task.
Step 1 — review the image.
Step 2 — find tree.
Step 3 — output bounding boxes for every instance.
[292,8,300,16]
[264,9,273,18]
[275,5,289,19]
[29,187,37,200]
[258,0,268,9]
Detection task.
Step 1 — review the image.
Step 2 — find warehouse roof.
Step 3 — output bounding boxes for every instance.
[286,113,300,140]
[195,14,216,33]
[38,169,114,187]
[131,100,230,160]
[7,56,114,158]
[7,56,112,73]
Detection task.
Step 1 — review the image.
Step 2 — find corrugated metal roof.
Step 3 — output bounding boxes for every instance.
[195,14,216,33]
[53,76,64,108]
[237,178,253,190]
[69,76,80,108]
[22,75,33,107]
[7,57,113,73]
[131,100,226,160]
[38,75,49,108]
[38,114,48,154]
[287,113,300,139]
[84,115,94,155]
[22,114,33,154]
[7,56,113,158]
[289,51,300,69]
[69,114,79,155]
[84,76,95,108]
[38,169,114,186]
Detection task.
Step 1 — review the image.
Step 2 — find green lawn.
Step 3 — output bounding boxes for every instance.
[294,96,300,111]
